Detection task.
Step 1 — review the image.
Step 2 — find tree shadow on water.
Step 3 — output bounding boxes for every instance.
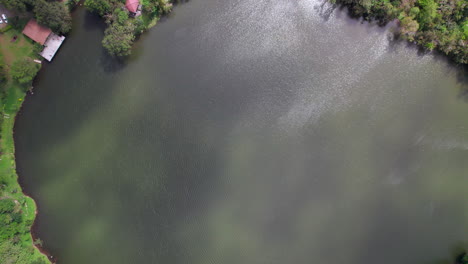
[422,243,468,264]
[455,65,468,101]
[172,0,191,5]
[78,8,128,73]
[99,49,127,74]
[125,0,192,62]
[385,33,468,102]
[82,10,106,32]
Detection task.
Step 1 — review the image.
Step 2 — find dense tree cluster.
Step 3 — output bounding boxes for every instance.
[0,0,72,34]
[0,197,47,263]
[84,0,172,56]
[0,0,29,12]
[84,0,114,17]
[0,240,48,264]
[34,0,72,33]
[141,0,172,14]
[0,199,23,241]
[10,58,40,85]
[331,0,468,64]
[102,22,136,56]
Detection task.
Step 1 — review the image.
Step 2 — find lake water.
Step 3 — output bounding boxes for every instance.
[15,0,468,263]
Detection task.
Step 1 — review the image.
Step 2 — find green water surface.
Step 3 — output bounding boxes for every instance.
[15,1,468,263]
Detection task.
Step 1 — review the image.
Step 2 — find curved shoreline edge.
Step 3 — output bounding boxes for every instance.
[23,192,54,263]
[1,109,52,264]
[330,0,467,65]
[1,0,172,262]
[4,0,466,263]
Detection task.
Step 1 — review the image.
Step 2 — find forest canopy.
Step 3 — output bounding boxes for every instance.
[84,0,172,56]
[0,0,72,34]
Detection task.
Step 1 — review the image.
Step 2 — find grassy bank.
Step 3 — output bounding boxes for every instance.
[0,24,50,264]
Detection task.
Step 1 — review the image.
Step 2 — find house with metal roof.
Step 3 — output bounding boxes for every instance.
[22,19,65,62]
[22,19,52,45]
[126,0,141,17]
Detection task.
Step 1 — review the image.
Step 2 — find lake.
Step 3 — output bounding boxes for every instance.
[15,0,468,263]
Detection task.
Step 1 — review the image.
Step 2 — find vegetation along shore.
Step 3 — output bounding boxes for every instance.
[330,0,467,64]
[0,0,69,262]
[0,0,172,262]
[84,0,173,56]
[0,0,466,263]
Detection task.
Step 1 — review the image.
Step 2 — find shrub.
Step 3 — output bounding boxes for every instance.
[9,16,28,31]
[0,199,15,213]
[10,58,41,85]
[0,25,13,33]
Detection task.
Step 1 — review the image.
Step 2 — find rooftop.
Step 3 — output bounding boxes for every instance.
[22,19,52,45]
[40,33,66,62]
[125,0,140,13]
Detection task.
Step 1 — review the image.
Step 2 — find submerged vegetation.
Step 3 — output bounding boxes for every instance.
[331,0,468,64]
[84,0,172,56]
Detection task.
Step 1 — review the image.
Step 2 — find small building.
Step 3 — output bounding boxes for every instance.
[40,34,66,62]
[22,19,65,62]
[125,0,142,17]
[22,19,51,45]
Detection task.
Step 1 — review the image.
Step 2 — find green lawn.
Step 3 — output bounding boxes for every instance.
[0,29,41,67]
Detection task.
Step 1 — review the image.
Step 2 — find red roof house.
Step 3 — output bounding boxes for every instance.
[125,0,140,13]
[22,19,52,45]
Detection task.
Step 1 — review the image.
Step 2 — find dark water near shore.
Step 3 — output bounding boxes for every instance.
[15,0,468,263]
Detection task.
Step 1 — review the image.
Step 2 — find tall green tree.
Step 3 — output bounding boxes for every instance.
[34,0,72,34]
[84,0,113,16]
[400,17,420,41]
[0,240,48,264]
[333,0,468,64]
[102,22,136,56]
[0,0,28,12]
[10,58,40,85]
[417,0,439,29]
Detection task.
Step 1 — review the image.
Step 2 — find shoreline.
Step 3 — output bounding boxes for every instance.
[331,0,467,65]
[3,1,466,263]
[1,1,172,261]
[0,109,52,264]
[24,192,55,263]
[14,101,55,263]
